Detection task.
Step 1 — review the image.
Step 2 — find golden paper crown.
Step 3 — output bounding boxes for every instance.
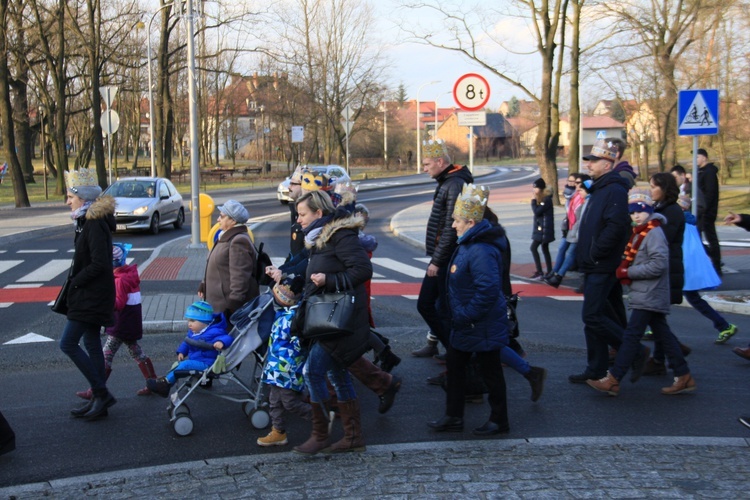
[290,166,306,183]
[64,168,98,190]
[422,139,448,159]
[453,184,489,222]
[586,139,619,162]
[301,171,329,192]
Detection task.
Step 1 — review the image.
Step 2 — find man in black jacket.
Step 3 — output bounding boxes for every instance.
[412,140,473,362]
[696,148,722,275]
[569,140,632,383]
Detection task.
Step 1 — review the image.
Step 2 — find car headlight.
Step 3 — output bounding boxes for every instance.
[133,205,150,215]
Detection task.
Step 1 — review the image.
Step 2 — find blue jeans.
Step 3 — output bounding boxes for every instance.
[500,346,529,375]
[610,309,688,380]
[59,320,107,396]
[581,273,624,377]
[166,360,212,384]
[303,342,356,404]
[552,240,578,276]
[684,290,729,331]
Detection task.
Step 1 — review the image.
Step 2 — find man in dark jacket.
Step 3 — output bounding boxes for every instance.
[569,140,632,383]
[412,140,473,361]
[607,137,637,188]
[696,148,721,275]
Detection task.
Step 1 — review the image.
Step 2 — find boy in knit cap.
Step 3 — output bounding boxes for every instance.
[257,275,312,447]
[147,301,234,397]
[587,191,696,396]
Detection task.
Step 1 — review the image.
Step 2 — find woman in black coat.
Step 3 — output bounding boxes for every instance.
[529,178,555,279]
[292,191,373,456]
[59,169,117,421]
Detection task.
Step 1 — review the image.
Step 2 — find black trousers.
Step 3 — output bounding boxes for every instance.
[417,268,450,348]
[446,347,508,427]
[0,410,15,454]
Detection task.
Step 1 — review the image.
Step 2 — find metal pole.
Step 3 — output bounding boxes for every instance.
[40,108,47,200]
[146,17,156,178]
[469,126,474,174]
[415,80,439,173]
[383,102,387,168]
[185,0,201,247]
[692,136,699,219]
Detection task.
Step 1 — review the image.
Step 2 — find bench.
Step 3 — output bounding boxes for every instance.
[241,167,263,177]
[202,169,232,185]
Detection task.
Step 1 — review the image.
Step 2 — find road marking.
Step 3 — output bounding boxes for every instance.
[414,257,430,264]
[4,333,54,345]
[17,249,57,254]
[5,284,42,288]
[372,258,425,278]
[0,260,23,276]
[17,259,70,283]
[0,302,11,308]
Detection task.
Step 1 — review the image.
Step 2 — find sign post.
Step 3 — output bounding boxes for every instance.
[678,89,719,217]
[453,74,490,173]
[99,86,119,185]
[341,104,355,174]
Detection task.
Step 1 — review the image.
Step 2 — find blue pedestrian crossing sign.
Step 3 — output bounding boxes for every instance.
[596,130,606,139]
[678,89,719,136]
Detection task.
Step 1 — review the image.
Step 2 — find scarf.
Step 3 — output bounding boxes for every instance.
[620,219,661,268]
[303,214,333,246]
[70,201,92,223]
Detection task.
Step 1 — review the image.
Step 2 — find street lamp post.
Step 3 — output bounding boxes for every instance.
[380,101,388,168]
[416,80,440,173]
[185,0,202,247]
[259,105,265,169]
[145,6,171,178]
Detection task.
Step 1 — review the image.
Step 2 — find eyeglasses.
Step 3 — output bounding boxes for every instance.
[575,181,582,185]
[290,182,301,186]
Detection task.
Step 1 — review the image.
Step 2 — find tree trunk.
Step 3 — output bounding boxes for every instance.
[567,0,582,178]
[0,0,29,207]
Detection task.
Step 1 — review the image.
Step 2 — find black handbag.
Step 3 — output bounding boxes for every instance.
[51,262,73,315]
[300,274,356,341]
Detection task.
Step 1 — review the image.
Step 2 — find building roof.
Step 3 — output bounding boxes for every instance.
[560,115,625,129]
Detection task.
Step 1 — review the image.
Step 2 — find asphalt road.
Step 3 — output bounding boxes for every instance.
[1,169,749,487]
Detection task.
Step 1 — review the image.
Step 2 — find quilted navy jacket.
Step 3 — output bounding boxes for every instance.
[446,220,509,352]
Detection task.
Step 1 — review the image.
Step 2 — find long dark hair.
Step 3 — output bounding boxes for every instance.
[650,172,679,205]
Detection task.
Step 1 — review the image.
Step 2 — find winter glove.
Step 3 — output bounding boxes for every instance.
[616,265,631,286]
[212,354,227,374]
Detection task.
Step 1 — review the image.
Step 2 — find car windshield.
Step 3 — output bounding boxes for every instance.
[107,181,156,198]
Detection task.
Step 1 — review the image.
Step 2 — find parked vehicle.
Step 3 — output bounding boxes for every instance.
[104,177,185,235]
[276,165,350,204]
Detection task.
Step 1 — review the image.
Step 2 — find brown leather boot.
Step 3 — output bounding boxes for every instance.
[137,358,157,395]
[661,373,696,395]
[292,402,331,455]
[326,399,366,454]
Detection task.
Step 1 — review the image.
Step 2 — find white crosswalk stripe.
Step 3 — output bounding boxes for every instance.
[0,260,22,276]
[371,258,425,278]
[17,259,70,283]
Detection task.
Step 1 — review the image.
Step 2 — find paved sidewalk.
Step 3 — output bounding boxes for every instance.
[2,171,750,496]
[2,437,749,498]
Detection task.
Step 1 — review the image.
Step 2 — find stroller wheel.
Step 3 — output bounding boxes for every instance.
[248,409,270,429]
[173,415,194,436]
[171,404,190,418]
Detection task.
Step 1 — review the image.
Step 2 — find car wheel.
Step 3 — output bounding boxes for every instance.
[149,212,160,235]
[279,199,288,205]
[173,208,185,229]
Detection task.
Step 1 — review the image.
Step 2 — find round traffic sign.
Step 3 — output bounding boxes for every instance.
[453,73,491,112]
[100,109,120,135]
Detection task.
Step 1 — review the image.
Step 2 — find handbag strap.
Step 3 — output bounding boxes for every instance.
[333,273,353,292]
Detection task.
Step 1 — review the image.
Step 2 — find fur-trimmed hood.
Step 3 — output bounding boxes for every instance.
[86,195,115,220]
[307,214,365,250]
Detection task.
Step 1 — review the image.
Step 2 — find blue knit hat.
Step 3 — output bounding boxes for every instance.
[112,242,132,268]
[185,301,214,323]
[628,191,654,214]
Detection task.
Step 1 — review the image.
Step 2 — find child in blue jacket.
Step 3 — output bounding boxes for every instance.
[256,275,311,447]
[147,301,233,397]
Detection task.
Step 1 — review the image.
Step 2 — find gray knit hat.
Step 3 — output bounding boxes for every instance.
[218,200,249,224]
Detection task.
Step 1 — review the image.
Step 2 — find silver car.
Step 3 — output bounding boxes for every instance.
[276,165,350,204]
[104,177,185,235]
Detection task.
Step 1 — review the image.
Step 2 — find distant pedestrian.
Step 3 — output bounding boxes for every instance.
[695,148,722,275]
[60,168,117,421]
[529,177,554,280]
[75,243,157,400]
[670,164,692,197]
[607,137,637,188]
[545,173,590,288]
[587,191,696,396]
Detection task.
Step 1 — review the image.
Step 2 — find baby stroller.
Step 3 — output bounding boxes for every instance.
[167,292,275,436]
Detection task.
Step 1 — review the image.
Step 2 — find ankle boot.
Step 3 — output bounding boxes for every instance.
[411,340,438,358]
[293,401,331,455]
[137,358,157,395]
[83,390,117,421]
[76,367,112,400]
[326,399,365,453]
[146,377,171,398]
[523,366,547,402]
[378,346,401,373]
